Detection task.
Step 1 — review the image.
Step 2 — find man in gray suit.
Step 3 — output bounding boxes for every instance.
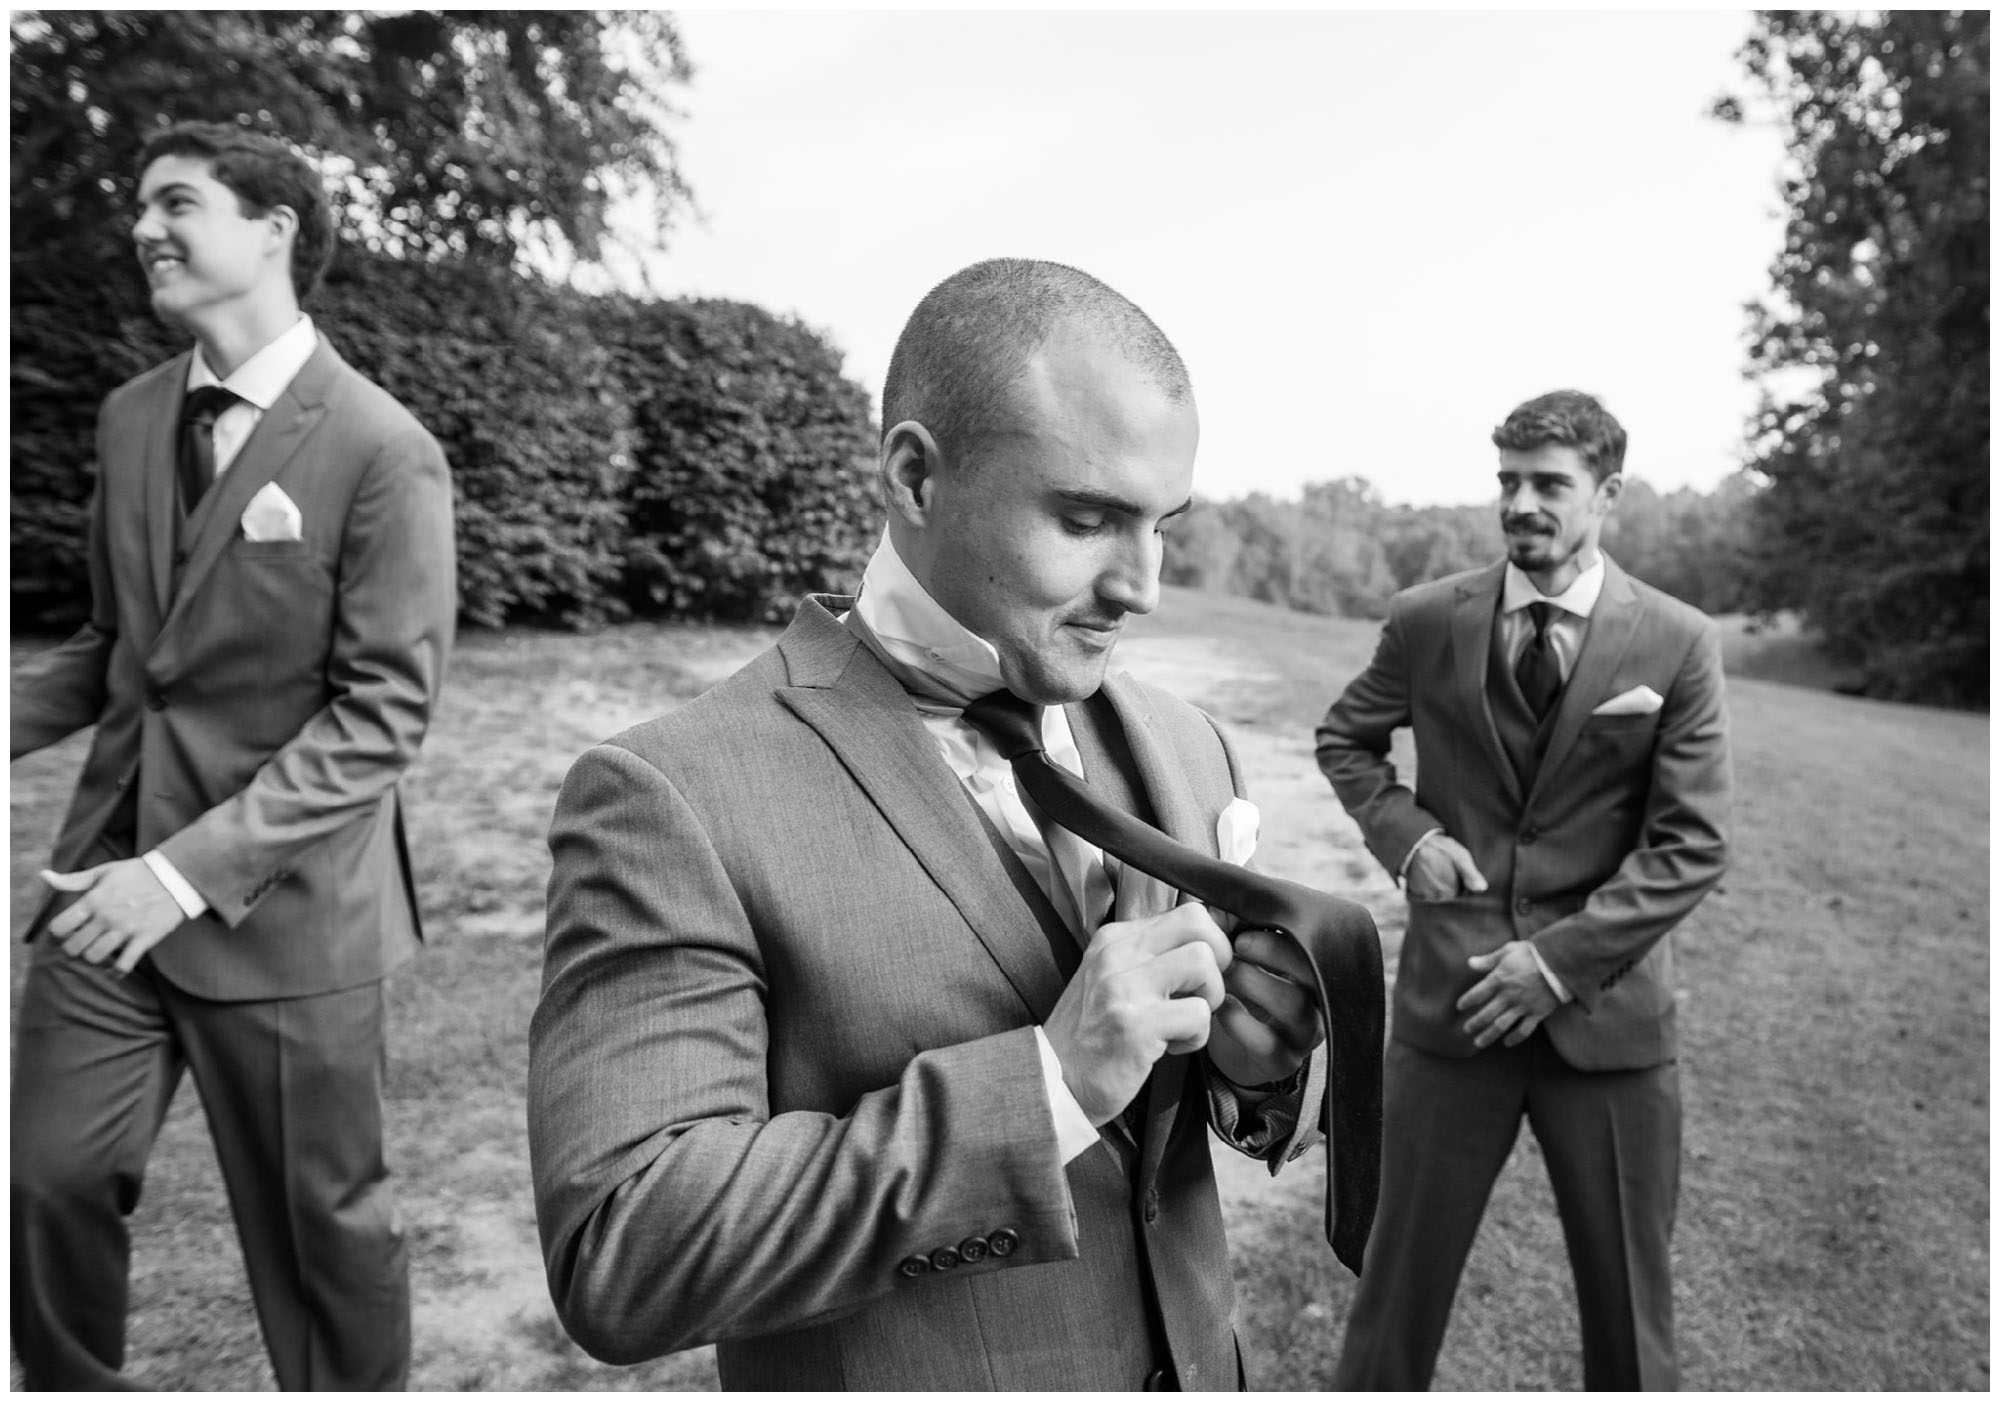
[1316,390,1731,1388]
[11,121,455,1388]
[531,258,1327,1389]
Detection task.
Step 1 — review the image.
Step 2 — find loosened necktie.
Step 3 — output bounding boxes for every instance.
[1514,601,1564,720]
[178,384,240,512]
[961,688,1383,1274]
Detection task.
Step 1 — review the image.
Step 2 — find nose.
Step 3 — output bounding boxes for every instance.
[1098,529,1162,617]
[1504,482,1542,518]
[132,203,164,246]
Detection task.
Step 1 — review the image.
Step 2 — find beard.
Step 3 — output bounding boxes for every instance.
[1503,515,1563,570]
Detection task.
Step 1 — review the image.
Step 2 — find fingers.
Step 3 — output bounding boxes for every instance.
[1223,957,1319,1042]
[1455,969,1500,1013]
[1445,840,1488,893]
[40,866,100,893]
[1230,926,1313,986]
[1094,904,1232,973]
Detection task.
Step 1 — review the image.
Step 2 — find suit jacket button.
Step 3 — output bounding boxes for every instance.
[929,1246,960,1271]
[172,548,190,566]
[957,1235,989,1263]
[987,1228,1019,1257]
[896,1255,930,1278]
[1519,825,1539,844]
[1514,897,1533,915]
[146,692,168,711]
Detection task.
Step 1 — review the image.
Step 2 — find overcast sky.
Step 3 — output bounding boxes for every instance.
[612,9,1790,508]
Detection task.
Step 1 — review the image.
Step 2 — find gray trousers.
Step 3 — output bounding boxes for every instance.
[10,949,409,1390]
[1333,1033,1680,1390]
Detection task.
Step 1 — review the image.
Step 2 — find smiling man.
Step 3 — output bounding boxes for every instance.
[531,258,1327,1389]
[1314,390,1731,1388]
[10,121,454,1389]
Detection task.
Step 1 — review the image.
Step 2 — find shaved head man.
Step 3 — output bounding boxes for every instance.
[531,258,1328,1389]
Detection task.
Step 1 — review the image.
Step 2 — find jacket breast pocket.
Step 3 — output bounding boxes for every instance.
[227,539,314,561]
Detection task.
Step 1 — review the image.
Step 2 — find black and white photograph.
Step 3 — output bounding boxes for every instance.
[9,7,1987,1391]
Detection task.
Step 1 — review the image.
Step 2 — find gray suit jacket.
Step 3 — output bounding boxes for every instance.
[1315,557,1731,1070]
[11,338,456,999]
[531,596,1299,1389]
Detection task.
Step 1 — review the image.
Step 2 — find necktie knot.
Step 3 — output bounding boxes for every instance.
[961,689,1046,760]
[182,384,239,427]
[1526,600,1559,638]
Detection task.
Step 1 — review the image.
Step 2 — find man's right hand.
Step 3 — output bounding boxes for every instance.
[1406,834,1488,903]
[1042,904,1232,1126]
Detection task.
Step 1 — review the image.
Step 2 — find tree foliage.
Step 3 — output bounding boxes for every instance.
[10,9,693,272]
[1717,10,1990,706]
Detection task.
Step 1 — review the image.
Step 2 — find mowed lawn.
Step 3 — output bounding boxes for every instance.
[9,585,1989,1389]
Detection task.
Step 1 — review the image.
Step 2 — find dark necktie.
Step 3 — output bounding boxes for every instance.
[178,384,240,512]
[1514,601,1564,719]
[961,689,1383,1274]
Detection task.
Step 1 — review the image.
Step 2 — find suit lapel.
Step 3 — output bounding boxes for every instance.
[1531,556,1642,804]
[1451,563,1521,805]
[161,340,340,631]
[142,357,192,620]
[777,601,1072,1022]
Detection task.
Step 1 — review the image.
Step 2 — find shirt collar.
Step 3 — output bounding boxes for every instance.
[853,527,1005,707]
[187,315,318,411]
[1502,552,1607,619]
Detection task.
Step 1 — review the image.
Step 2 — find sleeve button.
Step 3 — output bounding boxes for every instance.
[929,1246,961,1271]
[987,1227,1020,1257]
[957,1235,988,1263]
[896,1255,930,1278]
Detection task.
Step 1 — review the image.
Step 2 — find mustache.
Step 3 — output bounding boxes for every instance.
[1503,515,1556,535]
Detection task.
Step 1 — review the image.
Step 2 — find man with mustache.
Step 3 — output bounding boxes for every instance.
[11,120,455,1388]
[1315,390,1730,1388]
[531,258,1328,1389]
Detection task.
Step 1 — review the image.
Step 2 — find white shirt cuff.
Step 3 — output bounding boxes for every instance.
[1034,1026,1101,1164]
[1397,826,1446,885]
[141,850,209,920]
[1525,942,1574,1004]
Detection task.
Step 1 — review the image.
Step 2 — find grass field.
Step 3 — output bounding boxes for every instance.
[9,586,1989,1389]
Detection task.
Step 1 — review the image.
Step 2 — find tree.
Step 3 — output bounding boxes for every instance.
[10,10,694,274]
[1716,10,1989,705]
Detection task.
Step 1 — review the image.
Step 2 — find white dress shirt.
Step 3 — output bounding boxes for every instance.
[1498,553,1605,681]
[850,530,1109,1163]
[140,317,320,920]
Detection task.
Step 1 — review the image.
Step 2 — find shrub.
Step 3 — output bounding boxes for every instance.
[10,251,880,632]
[593,295,879,622]
[319,256,635,628]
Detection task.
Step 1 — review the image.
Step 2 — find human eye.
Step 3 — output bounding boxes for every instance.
[1061,512,1108,537]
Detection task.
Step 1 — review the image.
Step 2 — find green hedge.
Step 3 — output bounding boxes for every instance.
[595,294,878,623]
[10,249,879,631]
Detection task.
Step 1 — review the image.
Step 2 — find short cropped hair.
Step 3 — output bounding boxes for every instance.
[137,121,336,300]
[1491,390,1627,483]
[881,258,1191,464]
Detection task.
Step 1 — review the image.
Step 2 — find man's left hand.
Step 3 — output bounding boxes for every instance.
[42,861,189,975]
[1458,941,1558,1048]
[1208,926,1324,1088]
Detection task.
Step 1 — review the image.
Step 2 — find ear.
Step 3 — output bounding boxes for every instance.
[1597,472,1625,513]
[263,204,299,260]
[880,419,945,529]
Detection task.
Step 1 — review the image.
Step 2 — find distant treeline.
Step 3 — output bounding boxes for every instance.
[1162,474,1756,620]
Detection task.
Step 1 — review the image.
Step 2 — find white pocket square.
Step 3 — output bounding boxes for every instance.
[1216,797,1261,867]
[240,482,303,542]
[1592,685,1663,717]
